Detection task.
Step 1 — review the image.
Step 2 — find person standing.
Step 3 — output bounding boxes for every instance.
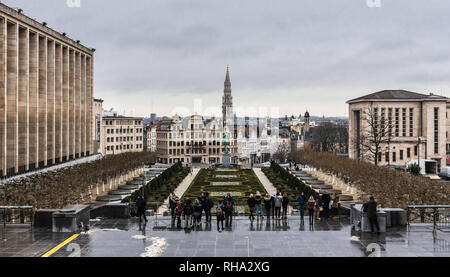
[321,190,331,220]
[297,192,307,221]
[223,193,235,227]
[307,196,316,225]
[273,191,283,220]
[282,193,290,219]
[193,199,203,227]
[331,193,340,220]
[255,191,263,219]
[175,201,183,228]
[363,196,380,233]
[183,197,193,229]
[263,194,272,219]
[135,196,148,223]
[204,192,213,223]
[168,193,178,223]
[247,194,256,221]
[216,201,225,231]
[315,194,322,220]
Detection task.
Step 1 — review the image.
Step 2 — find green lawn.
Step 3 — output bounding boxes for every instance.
[182,169,267,213]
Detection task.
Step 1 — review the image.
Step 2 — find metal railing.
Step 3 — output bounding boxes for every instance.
[0,206,34,226]
[407,205,450,233]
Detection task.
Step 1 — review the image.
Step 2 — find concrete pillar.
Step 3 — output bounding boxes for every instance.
[55,43,62,162]
[6,22,18,174]
[75,51,80,158]
[47,39,55,165]
[80,54,86,156]
[18,26,28,172]
[38,35,47,167]
[0,18,6,177]
[86,56,92,155]
[68,49,74,159]
[62,46,69,160]
[28,31,38,170]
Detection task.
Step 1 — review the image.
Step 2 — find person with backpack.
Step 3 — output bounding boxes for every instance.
[273,191,283,220]
[282,193,289,219]
[271,193,276,219]
[216,200,225,231]
[255,191,263,219]
[307,196,316,225]
[321,190,331,220]
[183,197,193,229]
[363,196,380,233]
[263,194,272,219]
[135,196,148,223]
[247,194,256,221]
[223,193,235,227]
[193,199,203,227]
[297,192,307,221]
[175,201,183,228]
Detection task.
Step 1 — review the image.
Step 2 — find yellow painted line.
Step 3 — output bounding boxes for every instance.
[41,234,80,257]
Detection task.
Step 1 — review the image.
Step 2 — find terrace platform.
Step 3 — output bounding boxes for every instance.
[1,216,448,257]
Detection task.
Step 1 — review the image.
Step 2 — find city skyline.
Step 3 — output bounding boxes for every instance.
[4,0,450,118]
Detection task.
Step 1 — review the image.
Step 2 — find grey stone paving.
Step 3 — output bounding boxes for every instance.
[0,217,450,257]
[1,216,449,257]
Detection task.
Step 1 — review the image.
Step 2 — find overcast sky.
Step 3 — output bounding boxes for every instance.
[4,0,450,118]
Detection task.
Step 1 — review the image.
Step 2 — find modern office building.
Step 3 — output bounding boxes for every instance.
[0,4,95,177]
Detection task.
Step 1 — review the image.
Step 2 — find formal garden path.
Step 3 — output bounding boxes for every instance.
[157,168,200,214]
[252,168,277,194]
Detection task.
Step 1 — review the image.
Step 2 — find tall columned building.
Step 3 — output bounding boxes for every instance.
[0,4,95,177]
[222,65,233,128]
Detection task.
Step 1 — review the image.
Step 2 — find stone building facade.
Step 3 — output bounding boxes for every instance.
[93,98,103,154]
[101,116,144,155]
[347,90,449,173]
[156,115,238,164]
[0,4,95,177]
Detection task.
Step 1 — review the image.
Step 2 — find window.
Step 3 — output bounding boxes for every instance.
[381,108,386,137]
[414,145,418,156]
[434,107,439,154]
[407,148,411,158]
[388,108,393,137]
[392,152,396,162]
[378,152,382,162]
[395,108,399,137]
[400,150,403,160]
[402,108,406,136]
[409,108,414,136]
[385,152,389,163]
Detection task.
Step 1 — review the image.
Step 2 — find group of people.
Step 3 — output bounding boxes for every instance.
[137,187,380,233]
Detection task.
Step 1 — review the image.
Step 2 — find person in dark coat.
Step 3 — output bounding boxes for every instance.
[297,192,307,220]
[168,193,178,223]
[364,196,380,233]
[263,194,272,219]
[204,192,214,223]
[193,199,203,227]
[216,201,225,231]
[223,193,235,227]
[135,196,148,223]
[247,194,256,220]
[282,193,290,219]
[183,197,193,229]
[321,190,331,219]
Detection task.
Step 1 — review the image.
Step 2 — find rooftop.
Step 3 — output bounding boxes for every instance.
[347,90,447,103]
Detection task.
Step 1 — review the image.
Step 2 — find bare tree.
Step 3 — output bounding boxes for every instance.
[310,122,348,154]
[273,141,290,163]
[358,106,391,165]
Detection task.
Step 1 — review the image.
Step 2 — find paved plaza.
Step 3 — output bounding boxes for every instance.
[1,216,449,257]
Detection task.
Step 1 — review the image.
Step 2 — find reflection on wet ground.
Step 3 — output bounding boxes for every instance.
[1,216,449,257]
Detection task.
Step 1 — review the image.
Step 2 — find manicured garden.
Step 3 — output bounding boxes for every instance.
[182,169,267,213]
[122,161,190,209]
[261,162,317,206]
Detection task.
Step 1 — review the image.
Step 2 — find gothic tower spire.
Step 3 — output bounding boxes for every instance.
[222,65,233,128]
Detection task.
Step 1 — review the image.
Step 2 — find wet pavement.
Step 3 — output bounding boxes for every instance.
[2,216,448,257]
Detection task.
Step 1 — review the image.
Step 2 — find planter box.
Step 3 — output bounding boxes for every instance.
[52,205,90,233]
